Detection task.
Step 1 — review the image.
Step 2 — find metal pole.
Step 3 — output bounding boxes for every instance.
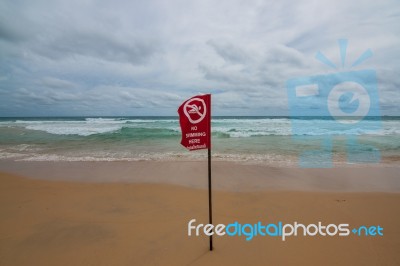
[208,148,213,251]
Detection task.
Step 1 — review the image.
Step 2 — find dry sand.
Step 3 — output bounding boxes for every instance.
[0,162,400,265]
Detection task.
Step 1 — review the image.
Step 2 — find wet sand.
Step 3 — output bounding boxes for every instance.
[0,160,399,192]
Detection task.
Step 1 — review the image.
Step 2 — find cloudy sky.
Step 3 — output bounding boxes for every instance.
[0,0,399,116]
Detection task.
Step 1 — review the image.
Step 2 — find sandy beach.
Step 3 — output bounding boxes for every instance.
[1,162,400,265]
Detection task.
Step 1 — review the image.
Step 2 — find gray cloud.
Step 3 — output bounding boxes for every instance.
[207,40,251,64]
[39,77,78,89]
[31,30,159,64]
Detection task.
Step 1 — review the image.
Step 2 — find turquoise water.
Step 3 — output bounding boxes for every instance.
[0,117,399,165]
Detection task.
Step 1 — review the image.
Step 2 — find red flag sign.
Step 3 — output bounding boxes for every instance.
[178,94,211,151]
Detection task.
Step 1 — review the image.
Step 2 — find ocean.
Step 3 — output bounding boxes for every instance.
[0,116,399,166]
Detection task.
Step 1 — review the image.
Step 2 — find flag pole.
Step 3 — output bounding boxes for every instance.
[208,94,213,251]
[208,147,213,251]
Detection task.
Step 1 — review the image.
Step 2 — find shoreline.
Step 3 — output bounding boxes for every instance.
[1,152,399,168]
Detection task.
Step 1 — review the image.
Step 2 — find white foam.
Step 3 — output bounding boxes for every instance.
[3,118,400,137]
[21,121,122,136]
[85,118,126,124]
[14,151,297,167]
